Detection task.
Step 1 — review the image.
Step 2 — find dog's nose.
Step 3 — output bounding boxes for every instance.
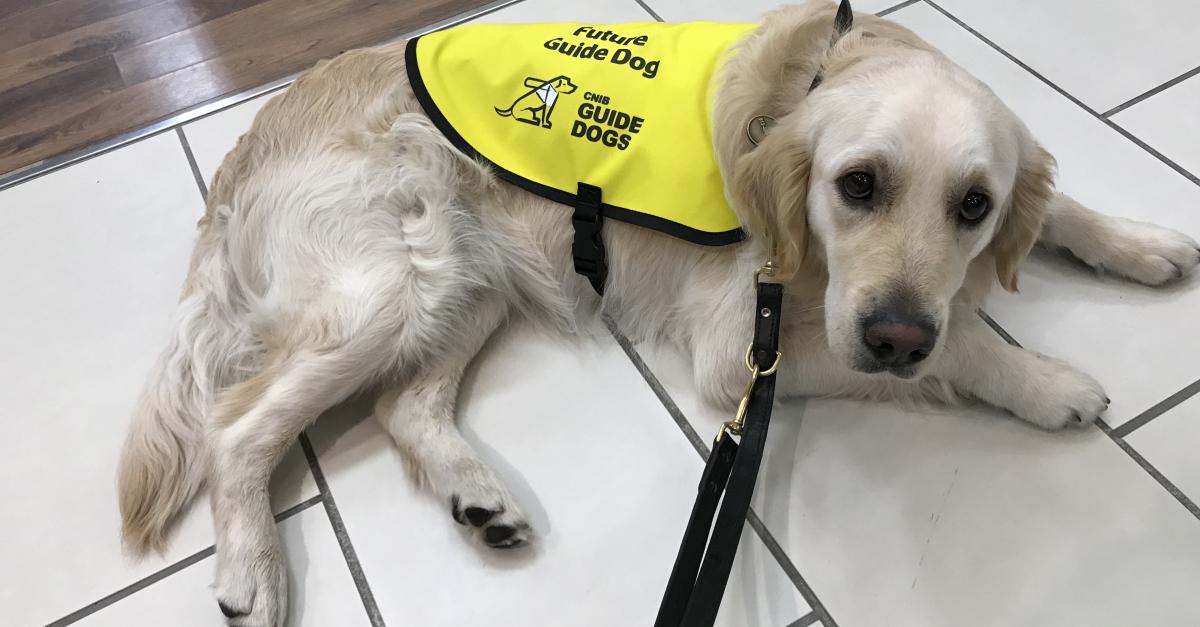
[862,315,936,368]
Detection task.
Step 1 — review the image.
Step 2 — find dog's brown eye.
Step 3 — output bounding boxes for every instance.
[841,171,874,201]
[960,192,990,223]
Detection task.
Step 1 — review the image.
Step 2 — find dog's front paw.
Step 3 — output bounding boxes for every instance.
[1087,218,1200,286]
[1008,353,1109,429]
[214,543,287,627]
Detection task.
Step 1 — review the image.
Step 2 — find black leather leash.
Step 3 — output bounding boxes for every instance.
[655,267,783,627]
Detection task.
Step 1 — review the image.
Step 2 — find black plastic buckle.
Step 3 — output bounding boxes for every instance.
[571,182,607,295]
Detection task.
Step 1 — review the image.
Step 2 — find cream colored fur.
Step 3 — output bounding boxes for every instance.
[116,3,1200,625]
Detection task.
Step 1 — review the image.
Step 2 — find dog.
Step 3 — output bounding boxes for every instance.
[117,2,1200,625]
[495,75,578,128]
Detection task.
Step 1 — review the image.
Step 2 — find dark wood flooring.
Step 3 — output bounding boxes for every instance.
[0,0,497,178]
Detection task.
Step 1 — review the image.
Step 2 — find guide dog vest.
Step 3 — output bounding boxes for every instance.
[406,22,755,246]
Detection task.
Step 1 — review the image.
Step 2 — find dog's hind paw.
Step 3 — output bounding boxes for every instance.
[482,516,532,549]
[450,489,532,549]
[213,544,287,627]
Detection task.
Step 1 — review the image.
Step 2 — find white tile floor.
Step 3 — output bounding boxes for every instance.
[1,0,1198,626]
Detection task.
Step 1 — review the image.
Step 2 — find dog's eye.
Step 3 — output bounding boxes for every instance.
[959,192,991,223]
[840,171,874,201]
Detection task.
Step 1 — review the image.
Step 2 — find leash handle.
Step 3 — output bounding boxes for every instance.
[654,434,738,627]
[655,279,784,627]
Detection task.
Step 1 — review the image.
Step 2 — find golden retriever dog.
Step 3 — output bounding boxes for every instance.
[117,2,1199,624]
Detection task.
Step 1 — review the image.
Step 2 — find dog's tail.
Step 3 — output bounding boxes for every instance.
[117,295,221,556]
[494,105,514,117]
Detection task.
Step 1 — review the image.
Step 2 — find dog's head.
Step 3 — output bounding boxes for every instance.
[553,77,579,94]
[718,1,1055,379]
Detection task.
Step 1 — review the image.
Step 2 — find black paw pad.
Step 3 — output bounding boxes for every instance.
[218,600,247,618]
[464,506,498,527]
[484,524,525,548]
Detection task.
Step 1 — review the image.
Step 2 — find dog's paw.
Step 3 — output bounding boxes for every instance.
[213,544,287,627]
[450,488,532,549]
[1007,353,1109,430]
[1083,218,1200,286]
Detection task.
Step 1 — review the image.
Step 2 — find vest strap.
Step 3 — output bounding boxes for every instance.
[572,182,607,295]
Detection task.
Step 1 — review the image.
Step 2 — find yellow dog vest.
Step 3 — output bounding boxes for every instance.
[406,22,755,245]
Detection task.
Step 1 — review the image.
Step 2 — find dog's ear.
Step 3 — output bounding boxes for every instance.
[712,3,844,162]
[730,128,812,279]
[992,139,1055,292]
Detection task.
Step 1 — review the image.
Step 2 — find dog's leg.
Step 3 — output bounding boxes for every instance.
[1039,192,1200,285]
[374,298,531,548]
[934,312,1109,429]
[209,347,380,626]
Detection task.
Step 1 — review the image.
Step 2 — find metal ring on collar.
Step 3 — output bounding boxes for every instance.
[746,115,776,146]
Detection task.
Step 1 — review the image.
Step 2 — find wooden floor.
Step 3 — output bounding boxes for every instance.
[0,0,496,178]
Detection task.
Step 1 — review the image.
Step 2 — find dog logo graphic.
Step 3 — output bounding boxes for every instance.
[494,75,578,129]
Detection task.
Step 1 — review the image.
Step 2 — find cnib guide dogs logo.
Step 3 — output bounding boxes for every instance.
[493,26,658,149]
[494,76,645,152]
[494,75,578,128]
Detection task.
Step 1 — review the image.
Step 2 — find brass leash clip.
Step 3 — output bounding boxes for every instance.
[717,345,781,442]
[717,261,783,443]
[753,259,778,287]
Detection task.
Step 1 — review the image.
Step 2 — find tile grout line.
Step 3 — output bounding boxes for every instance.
[1102,64,1200,118]
[298,432,386,627]
[1095,419,1200,521]
[175,127,208,201]
[604,319,840,627]
[745,510,840,627]
[43,495,324,626]
[45,547,216,627]
[976,310,1021,347]
[977,312,1200,522]
[1111,377,1200,438]
[604,318,710,456]
[787,610,822,627]
[876,0,923,18]
[277,493,328,520]
[920,0,1200,187]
